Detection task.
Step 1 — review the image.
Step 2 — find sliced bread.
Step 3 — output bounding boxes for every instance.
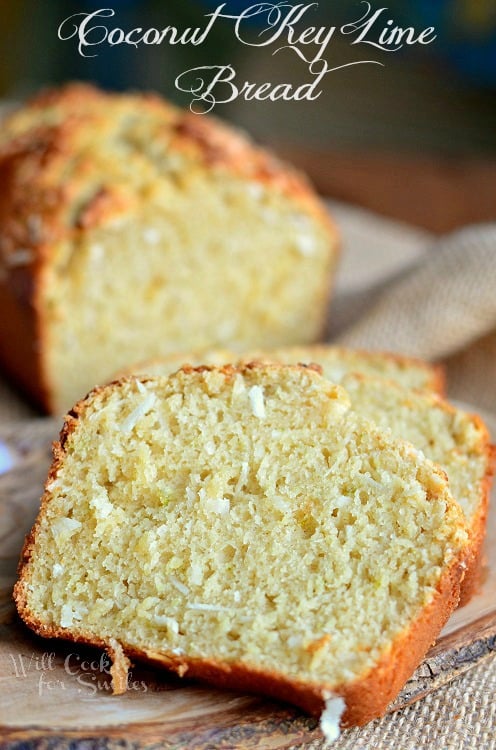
[119,349,492,604]
[15,364,468,728]
[341,373,495,605]
[118,344,444,393]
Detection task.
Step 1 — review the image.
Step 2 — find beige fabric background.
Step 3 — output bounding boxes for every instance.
[0,201,494,747]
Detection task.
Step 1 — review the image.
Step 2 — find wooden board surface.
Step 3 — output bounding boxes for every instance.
[275,147,496,234]
[0,411,495,748]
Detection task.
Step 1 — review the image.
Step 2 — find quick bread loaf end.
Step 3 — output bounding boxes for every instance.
[0,84,339,414]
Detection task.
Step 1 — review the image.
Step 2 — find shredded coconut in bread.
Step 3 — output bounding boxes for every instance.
[15,364,468,728]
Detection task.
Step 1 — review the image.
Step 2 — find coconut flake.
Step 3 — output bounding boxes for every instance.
[73,606,88,621]
[406,446,426,462]
[246,182,263,200]
[295,234,316,257]
[248,386,265,418]
[143,227,161,245]
[60,604,74,628]
[136,379,147,394]
[199,488,230,516]
[320,694,346,743]
[90,491,114,519]
[120,392,156,432]
[234,461,249,494]
[232,374,246,398]
[216,319,235,339]
[261,208,276,224]
[210,496,230,515]
[186,603,231,612]
[334,495,350,509]
[272,495,291,513]
[89,243,104,263]
[154,615,179,633]
[52,563,65,578]
[190,561,204,586]
[51,517,82,540]
[170,576,190,596]
[287,635,302,648]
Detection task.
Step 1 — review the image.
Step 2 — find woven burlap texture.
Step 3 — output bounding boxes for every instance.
[290,655,496,749]
[336,221,496,415]
[338,223,496,358]
[0,203,494,748]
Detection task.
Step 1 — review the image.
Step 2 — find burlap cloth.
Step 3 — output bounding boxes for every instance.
[0,201,494,747]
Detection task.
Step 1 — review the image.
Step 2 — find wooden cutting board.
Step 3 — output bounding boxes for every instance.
[0,413,495,748]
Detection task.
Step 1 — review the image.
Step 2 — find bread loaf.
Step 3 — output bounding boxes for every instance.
[0,84,338,414]
[15,364,468,729]
[119,344,444,393]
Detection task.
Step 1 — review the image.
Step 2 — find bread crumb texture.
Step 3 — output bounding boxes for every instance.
[341,374,489,528]
[121,349,489,605]
[16,366,467,702]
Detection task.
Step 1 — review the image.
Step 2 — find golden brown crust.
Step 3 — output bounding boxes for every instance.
[13,377,101,583]
[0,82,335,266]
[337,553,465,725]
[0,126,64,412]
[0,266,46,409]
[458,440,496,605]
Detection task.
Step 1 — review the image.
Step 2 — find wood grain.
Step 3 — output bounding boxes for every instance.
[0,417,495,749]
[274,147,496,234]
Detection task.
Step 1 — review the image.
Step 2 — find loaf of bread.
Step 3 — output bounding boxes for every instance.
[15,364,468,730]
[118,344,444,393]
[0,84,338,414]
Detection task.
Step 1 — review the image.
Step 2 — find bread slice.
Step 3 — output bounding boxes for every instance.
[118,344,444,394]
[121,348,490,604]
[341,373,495,605]
[0,84,339,414]
[15,364,468,728]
